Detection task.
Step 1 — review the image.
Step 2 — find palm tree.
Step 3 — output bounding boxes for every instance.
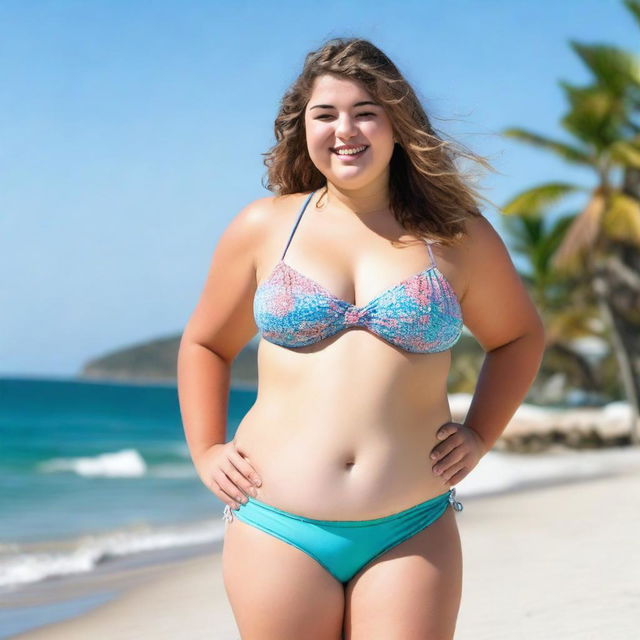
[501,212,606,398]
[499,1,640,444]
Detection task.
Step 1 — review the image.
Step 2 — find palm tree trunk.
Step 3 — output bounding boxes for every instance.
[622,167,640,200]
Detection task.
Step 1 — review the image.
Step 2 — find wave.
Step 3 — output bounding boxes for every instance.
[37,449,148,477]
[0,518,225,591]
[36,447,197,479]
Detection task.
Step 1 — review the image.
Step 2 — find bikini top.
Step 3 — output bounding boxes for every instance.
[253,190,463,353]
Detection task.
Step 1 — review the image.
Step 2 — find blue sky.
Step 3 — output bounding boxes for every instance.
[1,0,637,377]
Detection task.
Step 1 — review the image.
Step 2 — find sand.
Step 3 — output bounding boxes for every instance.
[9,466,640,640]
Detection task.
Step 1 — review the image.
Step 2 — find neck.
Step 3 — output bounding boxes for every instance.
[321,182,391,218]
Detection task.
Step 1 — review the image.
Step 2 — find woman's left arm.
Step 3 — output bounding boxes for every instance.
[430,215,546,485]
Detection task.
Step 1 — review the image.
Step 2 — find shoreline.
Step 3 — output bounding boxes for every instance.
[5,462,640,640]
[0,540,224,639]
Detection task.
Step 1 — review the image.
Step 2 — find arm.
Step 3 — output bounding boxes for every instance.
[177,197,271,467]
[457,215,546,453]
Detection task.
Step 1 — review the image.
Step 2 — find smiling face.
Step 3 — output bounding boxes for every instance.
[304,73,396,190]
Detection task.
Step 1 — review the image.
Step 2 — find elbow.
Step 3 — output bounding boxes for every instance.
[518,321,546,353]
[529,316,547,348]
[519,308,546,348]
[520,322,547,372]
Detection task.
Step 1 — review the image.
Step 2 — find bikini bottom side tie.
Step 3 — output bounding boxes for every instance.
[222,487,464,584]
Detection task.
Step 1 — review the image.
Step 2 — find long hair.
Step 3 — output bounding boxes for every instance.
[262,37,497,245]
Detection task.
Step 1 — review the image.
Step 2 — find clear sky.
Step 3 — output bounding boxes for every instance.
[1,0,637,377]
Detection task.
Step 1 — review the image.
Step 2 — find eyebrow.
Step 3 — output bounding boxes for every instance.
[309,100,380,111]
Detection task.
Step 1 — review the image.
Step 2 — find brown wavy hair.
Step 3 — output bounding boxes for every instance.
[261,37,498,246]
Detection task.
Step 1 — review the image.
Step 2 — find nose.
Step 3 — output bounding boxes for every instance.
[335,114,359,139]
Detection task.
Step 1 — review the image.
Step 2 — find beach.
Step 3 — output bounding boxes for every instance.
[7,451,640,640]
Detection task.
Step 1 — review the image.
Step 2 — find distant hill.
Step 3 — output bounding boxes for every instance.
[80,333,259,388]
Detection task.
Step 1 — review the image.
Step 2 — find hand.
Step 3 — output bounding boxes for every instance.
[429,422,487,486]
[194,441,262,510]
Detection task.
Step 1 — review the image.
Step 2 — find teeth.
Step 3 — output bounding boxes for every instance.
[334,146,367,155]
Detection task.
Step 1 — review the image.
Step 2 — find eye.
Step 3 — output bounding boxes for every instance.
[314,113,376,120]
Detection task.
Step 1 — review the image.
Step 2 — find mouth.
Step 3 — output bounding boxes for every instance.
[330,145,369,159]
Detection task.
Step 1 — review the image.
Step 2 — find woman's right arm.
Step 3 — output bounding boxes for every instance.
[177,196,271,506]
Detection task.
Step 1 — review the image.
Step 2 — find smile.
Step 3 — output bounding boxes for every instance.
[331,145,369,158]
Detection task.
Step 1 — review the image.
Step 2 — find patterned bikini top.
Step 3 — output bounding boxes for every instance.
[253,190,463,353]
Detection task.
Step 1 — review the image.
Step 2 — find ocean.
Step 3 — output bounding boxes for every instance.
[0,377,255,595]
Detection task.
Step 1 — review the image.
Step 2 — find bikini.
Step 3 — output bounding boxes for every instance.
[252,190,464,353]
[223,189,464,584]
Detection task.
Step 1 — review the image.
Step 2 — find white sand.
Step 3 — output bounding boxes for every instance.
[12,466,640,640]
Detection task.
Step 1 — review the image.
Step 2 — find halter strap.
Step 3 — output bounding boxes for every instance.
[281,190,316,260]
[425,239,438,269]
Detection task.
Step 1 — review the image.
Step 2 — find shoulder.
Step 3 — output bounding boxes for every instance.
[215,195,275,258]
[226,192,310,237]
[459,213,503,255]
[225,195,275,236]
[217,192,313,270]
[456,214,511,291]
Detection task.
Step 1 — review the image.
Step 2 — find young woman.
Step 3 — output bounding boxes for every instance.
[178,38,545,640]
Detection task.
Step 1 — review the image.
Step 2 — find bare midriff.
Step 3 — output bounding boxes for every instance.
[232,327,454,520]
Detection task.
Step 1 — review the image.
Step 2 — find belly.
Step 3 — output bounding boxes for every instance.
[232,333,455,519]
[233,382,453,516]
[233,415,452,519]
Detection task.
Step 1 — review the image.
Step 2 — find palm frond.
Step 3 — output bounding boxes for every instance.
[609,137,640,168]
[502,182,586,217]
[602,191,640,243]
[559,83,626,149]
[623,0,640,30]
[569,42,640,95]
[501,127,593,165]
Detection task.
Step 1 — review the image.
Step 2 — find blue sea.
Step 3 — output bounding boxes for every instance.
[0,376,254,596]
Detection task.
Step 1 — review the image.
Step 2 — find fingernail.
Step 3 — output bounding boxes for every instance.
[251,488,258,497]
[256,479,262,486]
[430,454,437,460]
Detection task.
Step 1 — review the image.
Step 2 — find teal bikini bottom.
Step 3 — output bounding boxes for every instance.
[223,487,463,584]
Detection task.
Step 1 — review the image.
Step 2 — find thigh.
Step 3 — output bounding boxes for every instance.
[222,517,345,640]
[343,506,462,640]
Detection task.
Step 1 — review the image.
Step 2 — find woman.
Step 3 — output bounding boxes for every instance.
[178,38,545,640]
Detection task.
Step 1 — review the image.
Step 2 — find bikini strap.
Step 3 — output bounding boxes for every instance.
[425,239,437,269]
[281,190,316,260]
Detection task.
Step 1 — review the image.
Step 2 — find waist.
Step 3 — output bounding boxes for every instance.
[232,410,453,519]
